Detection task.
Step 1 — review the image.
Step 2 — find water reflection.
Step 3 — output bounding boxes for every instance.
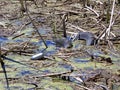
[0,36,8,43]
[74,58,90,63]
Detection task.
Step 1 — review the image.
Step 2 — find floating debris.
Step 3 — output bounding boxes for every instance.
[31,52,44,60]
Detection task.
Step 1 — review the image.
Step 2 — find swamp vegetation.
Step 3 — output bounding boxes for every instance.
[0,0,120,90]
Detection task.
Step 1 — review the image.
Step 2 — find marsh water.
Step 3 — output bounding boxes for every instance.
[0,0,120,90]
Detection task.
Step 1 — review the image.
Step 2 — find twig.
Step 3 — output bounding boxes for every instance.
[56,9,81,15]
[85,6,99,17]
[2,56,43,72]
[12,33,25,39]
[100,0,116,39]
[75,84,92,90]
[30,71,72,78]
[66,23,86,32]
[1,41,30,56]
[24,1,48,49]
[18,21,31,32]
[98,11,120,41]
[62,14,67,38]
[61,73,87,77]
[66,31,77,35]
[95,83,109,90]
[0,43,10,90]
[111,11,120,27]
